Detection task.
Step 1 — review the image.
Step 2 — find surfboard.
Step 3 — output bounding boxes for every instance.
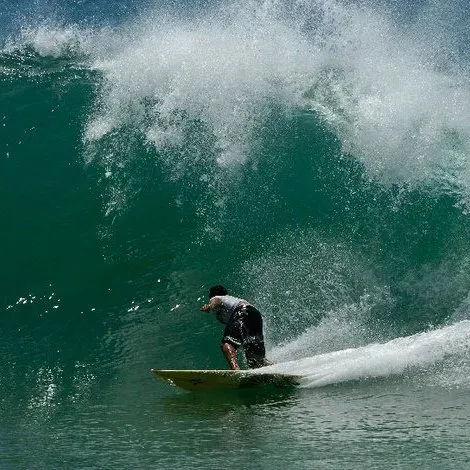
[150,368,302,392]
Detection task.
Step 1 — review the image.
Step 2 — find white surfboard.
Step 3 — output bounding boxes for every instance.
[150,368,302,392]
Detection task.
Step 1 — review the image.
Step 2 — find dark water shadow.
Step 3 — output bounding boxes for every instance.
[157,383,300,419]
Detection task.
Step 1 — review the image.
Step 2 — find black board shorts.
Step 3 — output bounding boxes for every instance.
[222,305,268,368]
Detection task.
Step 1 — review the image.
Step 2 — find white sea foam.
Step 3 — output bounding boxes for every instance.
[81,1,470,193]
[259,320,470,388]
[6,1,470,204]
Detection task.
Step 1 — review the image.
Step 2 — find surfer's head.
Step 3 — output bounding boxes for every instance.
[209,285,228,298]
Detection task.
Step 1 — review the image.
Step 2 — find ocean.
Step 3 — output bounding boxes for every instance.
[2,0,470,468]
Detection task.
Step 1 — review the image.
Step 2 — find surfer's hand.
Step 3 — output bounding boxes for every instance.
[200,304,210,312]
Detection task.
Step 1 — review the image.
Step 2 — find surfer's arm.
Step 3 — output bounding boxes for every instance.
[200,297,221,312]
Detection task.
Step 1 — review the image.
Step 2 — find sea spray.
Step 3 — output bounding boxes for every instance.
[261,320,470,388]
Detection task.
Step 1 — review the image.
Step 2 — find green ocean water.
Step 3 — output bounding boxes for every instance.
[2,1,470,468]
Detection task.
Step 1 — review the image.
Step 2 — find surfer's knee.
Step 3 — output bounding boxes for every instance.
[221,342,236,355]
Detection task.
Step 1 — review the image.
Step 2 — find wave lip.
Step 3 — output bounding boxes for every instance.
[6,1,470,209]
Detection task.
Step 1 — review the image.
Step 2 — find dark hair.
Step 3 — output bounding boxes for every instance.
[209,285,228,298]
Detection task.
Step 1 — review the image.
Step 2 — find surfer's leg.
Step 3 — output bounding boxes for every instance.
[221,342,240,370]
[242,307,272,368]
[244,342,270,368]
[221,313,244,370]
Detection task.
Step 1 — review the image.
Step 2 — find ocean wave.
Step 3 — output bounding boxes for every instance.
[4,1,470,209]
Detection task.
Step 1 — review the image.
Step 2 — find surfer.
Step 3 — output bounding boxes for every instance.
[200,285,271,370]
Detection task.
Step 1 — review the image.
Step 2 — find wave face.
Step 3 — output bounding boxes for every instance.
[2,0,470,467]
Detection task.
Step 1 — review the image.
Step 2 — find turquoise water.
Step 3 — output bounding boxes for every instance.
[2,0,470,468]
